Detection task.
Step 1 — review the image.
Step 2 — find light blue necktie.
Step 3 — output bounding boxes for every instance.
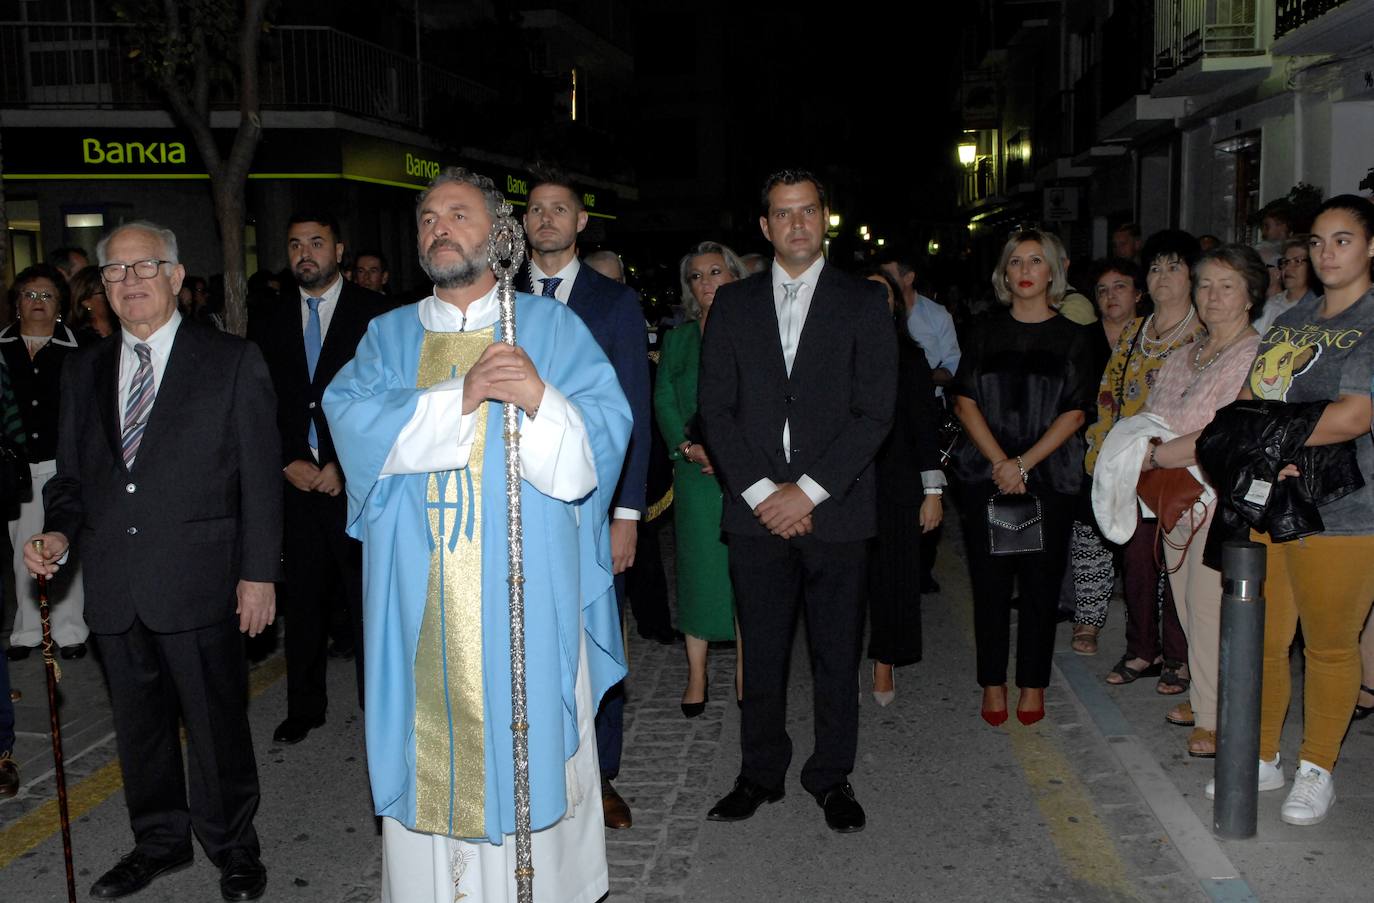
[539,277,562,298]
[305,296,322,448]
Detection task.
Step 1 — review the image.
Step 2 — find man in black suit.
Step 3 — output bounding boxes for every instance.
[520,171,650,829]
[25,221,280,900]
[699,170,896,833]
[258,214,386,744]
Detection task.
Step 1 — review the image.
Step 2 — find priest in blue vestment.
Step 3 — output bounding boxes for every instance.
[324,168,631,903]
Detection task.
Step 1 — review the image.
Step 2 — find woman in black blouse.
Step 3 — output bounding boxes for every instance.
[2,264,88,661]
[951,229,1095,725]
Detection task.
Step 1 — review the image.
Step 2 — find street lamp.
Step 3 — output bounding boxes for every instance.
[828,213,841,228]
[958,143,976,166]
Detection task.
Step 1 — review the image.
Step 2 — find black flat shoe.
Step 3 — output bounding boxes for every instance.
[5,645,33,661]
[707,776,783,821]
[272,714,325,745]
[90,849,193,899]
[59,642,87,660]
[219,848,267,901]
[681,687,709,719]
[1356,685,1374,721]
[818,781,866,833]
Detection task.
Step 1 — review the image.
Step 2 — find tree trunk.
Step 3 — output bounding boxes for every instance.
[0,120,11,303]
[215,181,249,337]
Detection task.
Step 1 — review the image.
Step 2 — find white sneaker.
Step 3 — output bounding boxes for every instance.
[1280,761,1334,826]
[1205,754,1285,800]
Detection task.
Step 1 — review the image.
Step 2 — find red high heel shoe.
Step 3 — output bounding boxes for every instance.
[1016,689,1045,725]
[981,686,1009,726]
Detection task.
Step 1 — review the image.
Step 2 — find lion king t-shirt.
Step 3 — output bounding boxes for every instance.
[1248,288,1374,534]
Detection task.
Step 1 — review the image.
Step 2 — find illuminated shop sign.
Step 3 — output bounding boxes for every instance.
[1,128,616,217]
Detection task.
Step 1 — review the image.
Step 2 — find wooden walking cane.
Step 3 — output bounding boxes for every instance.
[33,538,78,903]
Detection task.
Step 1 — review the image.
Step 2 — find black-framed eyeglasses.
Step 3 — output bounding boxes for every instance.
[1279,257,1309,268]
[101,258,171,283]
[20,290,55,302]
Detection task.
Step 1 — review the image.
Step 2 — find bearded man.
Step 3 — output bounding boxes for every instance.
[324,168,630,902]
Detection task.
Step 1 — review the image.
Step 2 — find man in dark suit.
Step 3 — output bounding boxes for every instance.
[520,171,650,829]
[258,213,386,744]
[25,221,280,900]
[698,170,896,833]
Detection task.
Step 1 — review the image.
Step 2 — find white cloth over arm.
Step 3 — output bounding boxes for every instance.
[378,294,598,502]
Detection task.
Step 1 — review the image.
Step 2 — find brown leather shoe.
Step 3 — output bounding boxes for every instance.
[601,778,632,829]
[0,751,18,798]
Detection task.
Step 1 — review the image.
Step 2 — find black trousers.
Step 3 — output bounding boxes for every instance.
[283,486,364,717]
[728,532,868,797]
[95,615,260,865]
[958,484,1074,689]
[627,515,672,638]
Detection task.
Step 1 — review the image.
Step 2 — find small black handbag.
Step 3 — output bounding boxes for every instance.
[987,491,1043,556]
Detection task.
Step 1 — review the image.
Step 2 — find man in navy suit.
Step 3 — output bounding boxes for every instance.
[258,213,387,745]
[521,170,649,829]
[699,170,896,833]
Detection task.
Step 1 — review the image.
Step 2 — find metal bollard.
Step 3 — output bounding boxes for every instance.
[1214,540,1266,840]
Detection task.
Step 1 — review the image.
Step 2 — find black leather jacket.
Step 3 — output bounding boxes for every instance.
[1196,399,1364,568]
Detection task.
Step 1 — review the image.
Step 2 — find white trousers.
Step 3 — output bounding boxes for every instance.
[380,633,608,903]
[9,460,87,648]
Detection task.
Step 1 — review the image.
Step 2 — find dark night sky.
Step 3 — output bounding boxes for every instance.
[628,3,968,259]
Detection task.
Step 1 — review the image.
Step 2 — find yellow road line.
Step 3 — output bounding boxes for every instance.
[947,566,1139,900]
[0,655,287,869]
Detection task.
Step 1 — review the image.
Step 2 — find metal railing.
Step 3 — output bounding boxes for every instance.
[0,22,496,130]
[1275,0,1351,39]
[1154,0,1264,81]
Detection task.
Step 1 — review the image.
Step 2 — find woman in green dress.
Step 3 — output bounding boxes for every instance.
[655,241,748,717]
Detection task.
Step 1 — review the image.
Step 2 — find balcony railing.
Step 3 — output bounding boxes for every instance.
[0,22,496,130]
[1275,0,1351,39]
[1154,0,1264,81]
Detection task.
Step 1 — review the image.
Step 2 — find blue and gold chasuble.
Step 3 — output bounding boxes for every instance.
[324,295,631,844]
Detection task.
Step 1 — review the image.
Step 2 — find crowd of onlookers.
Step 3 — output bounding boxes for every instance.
[4,188,1374,839]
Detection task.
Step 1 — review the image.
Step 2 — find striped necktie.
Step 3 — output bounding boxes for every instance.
[122,343,155,468]
[539,277,562,298]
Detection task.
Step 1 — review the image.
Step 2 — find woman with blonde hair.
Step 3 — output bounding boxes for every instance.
[655,240,748,715]
[951,228,1095,725]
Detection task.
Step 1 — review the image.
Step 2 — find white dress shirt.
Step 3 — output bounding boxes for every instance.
[378,288,598,503]
[298,273,344,341]
[118,309,183,416]
[740,257,831,512]
[528,258,581,306]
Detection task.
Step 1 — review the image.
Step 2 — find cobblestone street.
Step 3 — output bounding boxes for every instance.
[4,519,1374,901]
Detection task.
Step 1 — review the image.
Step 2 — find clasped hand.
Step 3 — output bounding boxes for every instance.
[991,457,1026,494]
[463,343,546,416]
[754,483,815,538]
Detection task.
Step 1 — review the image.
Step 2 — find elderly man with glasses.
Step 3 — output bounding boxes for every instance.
[25,221,281,902]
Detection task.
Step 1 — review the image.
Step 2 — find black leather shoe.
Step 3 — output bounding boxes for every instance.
[706,777,783,822]
[59,642,87,660]
[5,645,33,661]
[90,849,193,899]
[818,782,866,833]
[272,714,325,745]
[219,848,267,901]
[327,641,355,660]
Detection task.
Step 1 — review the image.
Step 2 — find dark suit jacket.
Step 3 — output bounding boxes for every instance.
[258,281,387,469]
[44,319,283,634]
[698,265,897,542]
[520,262,650,515]
[879,325,942,508]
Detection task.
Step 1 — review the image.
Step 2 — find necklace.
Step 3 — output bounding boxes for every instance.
[1180,329,1249,397]
[1139,307,1195,359]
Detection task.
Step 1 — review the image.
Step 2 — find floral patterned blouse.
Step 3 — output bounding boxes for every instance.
[1083,312,1205,474]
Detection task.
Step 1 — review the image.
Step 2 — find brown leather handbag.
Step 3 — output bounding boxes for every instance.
[1136,466,1203,533]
